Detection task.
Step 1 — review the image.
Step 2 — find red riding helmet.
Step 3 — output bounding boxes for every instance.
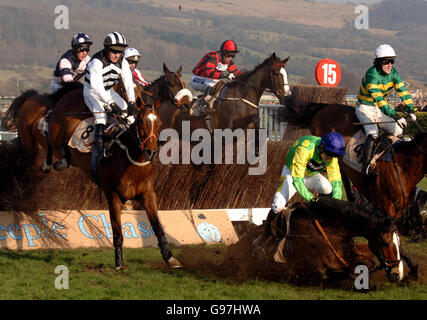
[220,40,239,57]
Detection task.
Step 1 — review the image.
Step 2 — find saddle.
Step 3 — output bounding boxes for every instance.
[343,130,400,173]
[203,80,229,111]
[68,116,128,155]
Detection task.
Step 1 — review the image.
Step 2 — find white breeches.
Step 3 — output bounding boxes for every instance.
[271,165,332,214]
[189,75,219,92]
[355,103,403,138]
[83,87,134,125]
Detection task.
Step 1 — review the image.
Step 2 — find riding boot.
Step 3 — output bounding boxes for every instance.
[361,134,378,177]
[91,123,105,182]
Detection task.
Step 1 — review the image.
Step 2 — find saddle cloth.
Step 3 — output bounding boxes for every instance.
[343,130,398,173]
[68,118,96,153]
[38,109,54,137]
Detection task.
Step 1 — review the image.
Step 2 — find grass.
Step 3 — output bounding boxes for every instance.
[0,239,426,300]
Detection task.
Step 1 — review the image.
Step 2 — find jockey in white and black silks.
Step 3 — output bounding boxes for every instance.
[123,48,149,87]
[356,44,416,177]
[189,39,241,115]
[50,33,93,93]
[83,31,137,173]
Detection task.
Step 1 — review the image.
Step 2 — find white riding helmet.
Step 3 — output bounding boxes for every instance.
[374,44,397,59]
[123,48,141,63]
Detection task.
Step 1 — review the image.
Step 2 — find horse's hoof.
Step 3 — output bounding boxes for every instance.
[167,257,182,269]
[53,159,69,171]
[115,265,125,271]
[39,164,52,174]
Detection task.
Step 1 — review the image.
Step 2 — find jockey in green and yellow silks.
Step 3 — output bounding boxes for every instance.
[271,133,346,214]
[356,44,416,177]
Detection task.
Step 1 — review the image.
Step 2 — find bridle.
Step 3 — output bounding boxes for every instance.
[376,232,402,272]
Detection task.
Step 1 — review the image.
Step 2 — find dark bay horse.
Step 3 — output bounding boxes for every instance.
[259,196,404,283]
[48,89,182,270]
[165,53,291,134]
[282,98,425,279]
[2,83,83,172]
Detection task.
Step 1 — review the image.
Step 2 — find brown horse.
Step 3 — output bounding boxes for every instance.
[48,89,182,270]
[258,196,404,283]
[165,53,291,136]
[282,99,425,279]
[2,82,84,172]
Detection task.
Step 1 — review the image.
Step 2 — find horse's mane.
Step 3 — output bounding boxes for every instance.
[393,132,427,153]
[229,55,273,88]
[144,74,165,90]
[294,196,394,233]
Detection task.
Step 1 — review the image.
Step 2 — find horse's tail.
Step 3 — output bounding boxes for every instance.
[47,81,83,106]
[3,89,39,129]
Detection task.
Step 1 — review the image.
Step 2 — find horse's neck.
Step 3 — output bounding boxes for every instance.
[145,77,165,101]
[239,67,269,102]
[395,148,425,192]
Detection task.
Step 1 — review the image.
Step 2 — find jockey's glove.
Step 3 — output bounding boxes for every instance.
[393,114,407,128]
[408,112,417,122]
[109,102,123,116]
[127,101,137,116]
[220,70,230,79]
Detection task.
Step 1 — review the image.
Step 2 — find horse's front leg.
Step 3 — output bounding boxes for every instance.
[400,246,418,280]
[139,189,182,269]
[40,145,53,173]
[107,192,125,270]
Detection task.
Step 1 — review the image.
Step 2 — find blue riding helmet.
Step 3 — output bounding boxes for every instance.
[321,132,346,156]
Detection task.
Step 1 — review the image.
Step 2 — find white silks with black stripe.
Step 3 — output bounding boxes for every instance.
[84,49,135,126]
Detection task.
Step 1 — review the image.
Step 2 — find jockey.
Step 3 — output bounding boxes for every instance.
[83,31,137,175]
[272,132,346,213]
[50,33,93,93]
[356,44,416,176]
[123,48,149,86]
[189,40,241,115]
[252,132,346,247]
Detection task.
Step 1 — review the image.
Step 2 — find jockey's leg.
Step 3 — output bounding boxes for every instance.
[84,88,108,182]
[253,165,295,247]
[304,173,333,195]
[355,103,380,177]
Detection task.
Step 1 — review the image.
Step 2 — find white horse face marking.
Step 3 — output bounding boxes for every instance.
[392,232,404,281]
[280,67,292,97]
[147,113,157,122]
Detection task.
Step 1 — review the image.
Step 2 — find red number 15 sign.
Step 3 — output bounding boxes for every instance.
[315,58,341,87]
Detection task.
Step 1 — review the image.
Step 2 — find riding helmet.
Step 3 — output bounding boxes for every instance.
[220,40,239,57]
[71,33,93,52]
[123,48,141,63]
[321,132,346,156]
[104,32,128,52]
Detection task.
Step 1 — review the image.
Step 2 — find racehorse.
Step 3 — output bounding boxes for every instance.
[166,53,292,137]
[2,82,84,172]
[48,88,182,270]
[259,196,404,283]
[282,98,425,279]
[46,63,192,171]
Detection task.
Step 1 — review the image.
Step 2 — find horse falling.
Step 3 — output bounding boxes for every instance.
[254,196,404,283]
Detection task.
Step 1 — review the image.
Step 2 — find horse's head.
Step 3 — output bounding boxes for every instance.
[135,99,162,161]
[163,63,193,111]
[269,52,292,101]
[367,218,404,283]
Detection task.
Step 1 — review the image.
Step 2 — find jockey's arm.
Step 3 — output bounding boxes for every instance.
[228,61,241,76]
[365,75,396,118]
[58,58,74,83]
[87,59,114,105]
[133,69,148,86]
[325,158,343,200]
[394,73,416,114]
[199,55,223,79]
[121,58,136,103]
[291,146,315,203]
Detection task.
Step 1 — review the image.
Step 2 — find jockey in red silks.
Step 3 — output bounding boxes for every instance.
[123,48,149,87]
[189,40,241,115]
